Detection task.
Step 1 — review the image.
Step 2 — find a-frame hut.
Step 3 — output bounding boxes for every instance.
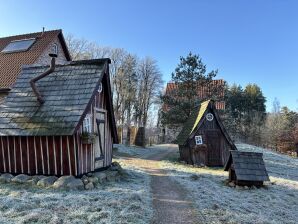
[0,56,118,177]
[176,100,236,166]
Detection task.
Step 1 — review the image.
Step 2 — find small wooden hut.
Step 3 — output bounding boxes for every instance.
[176,100,237,166]
[224,151,270,186]
[0,56,118,176]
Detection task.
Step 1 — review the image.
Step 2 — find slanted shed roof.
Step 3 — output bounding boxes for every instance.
[0,29,71,88]
[176,100,236,148]
[0,59,112,136]
[224,151,270,182]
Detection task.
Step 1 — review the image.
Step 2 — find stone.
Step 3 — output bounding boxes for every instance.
[85,182,94,190]
[86,173,93,177]
[27,179,38,185]
[31,175,46,182]
[93,172,107,183]
[235,185,243,190]
[244,186,249,190]
[109,162,122,172]
[88,176,99,185]
[37,176,58,187]
[53,176,84,190]
[228,182,235,187]
[0,174,14,183]
[105,171,120,182]
[81,175,89,185]
[11,174,31,183]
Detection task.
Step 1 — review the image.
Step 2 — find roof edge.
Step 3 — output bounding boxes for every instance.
[21,58,111,70]
[0,29,62,39]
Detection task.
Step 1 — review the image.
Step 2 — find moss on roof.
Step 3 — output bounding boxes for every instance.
[176,100,210,145]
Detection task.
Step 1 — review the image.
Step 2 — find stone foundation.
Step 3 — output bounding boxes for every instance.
[0,162,123,190]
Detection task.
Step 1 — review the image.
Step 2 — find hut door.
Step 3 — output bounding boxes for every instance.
[94,110,106,169]
[206,130,222,166]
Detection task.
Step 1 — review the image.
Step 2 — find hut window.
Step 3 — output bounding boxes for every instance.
[195,135,203,145]
[83,114,92,133]
[98,82,102,93]
[206,113,214,121]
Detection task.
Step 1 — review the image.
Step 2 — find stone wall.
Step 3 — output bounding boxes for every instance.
[35,37,68,65]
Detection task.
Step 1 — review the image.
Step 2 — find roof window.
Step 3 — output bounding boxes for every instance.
[1,38,36,53]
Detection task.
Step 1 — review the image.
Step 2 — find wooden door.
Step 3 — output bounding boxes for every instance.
[206,130,222,166]
[94,110,106,169]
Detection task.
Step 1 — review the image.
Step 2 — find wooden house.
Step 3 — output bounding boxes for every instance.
[176,100,237,166]
[0,29,71,103]
[224,151,270,186]
[160,80,225,143]
[0,55,117,177]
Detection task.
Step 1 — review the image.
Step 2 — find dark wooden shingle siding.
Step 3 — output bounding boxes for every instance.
[230,151,269,181]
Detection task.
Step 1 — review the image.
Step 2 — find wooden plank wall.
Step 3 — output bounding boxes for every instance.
[0,136,77,176]
[76,84,114,176]
[187,112,233,166]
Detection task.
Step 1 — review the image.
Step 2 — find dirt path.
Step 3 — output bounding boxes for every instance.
[124,145,199,224]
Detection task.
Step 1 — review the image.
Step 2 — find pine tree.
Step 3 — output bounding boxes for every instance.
[161,52,221,126]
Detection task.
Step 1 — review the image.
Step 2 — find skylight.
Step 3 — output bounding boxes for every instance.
[1,38,36,53]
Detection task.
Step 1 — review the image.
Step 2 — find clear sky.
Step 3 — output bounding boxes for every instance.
[0,0,297,111]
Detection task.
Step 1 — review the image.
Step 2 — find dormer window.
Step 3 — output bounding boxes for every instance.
[1,38,36,53]
[52,43,58,55]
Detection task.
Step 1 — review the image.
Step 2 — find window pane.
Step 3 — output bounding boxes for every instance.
[1,39,36,53]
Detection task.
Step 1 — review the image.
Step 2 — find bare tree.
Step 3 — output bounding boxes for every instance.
[65,34,164,145]
[136,57,163,128]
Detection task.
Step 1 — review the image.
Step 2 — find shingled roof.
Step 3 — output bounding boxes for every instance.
[0,29,71,88]
[164,81,225,110]
[176,100,236,148]
[0,59,110,136]
[224,151,270,182]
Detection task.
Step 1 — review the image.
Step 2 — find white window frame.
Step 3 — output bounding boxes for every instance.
[195,135,203,145]
[206,113,214,121]
[83,114,92,133]
[52,43,58,55]
[98,82,102,93]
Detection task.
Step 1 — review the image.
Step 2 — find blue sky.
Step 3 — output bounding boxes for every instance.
[0,0,297,111]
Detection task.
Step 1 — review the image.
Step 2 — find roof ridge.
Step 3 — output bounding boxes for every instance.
[0,29,62,39]
[21,58,111,70]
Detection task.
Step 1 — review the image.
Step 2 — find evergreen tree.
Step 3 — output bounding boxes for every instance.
[161,52,221,126]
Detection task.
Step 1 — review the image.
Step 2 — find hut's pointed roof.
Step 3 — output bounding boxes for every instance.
[176,100,237,149]
[224,151,270,182]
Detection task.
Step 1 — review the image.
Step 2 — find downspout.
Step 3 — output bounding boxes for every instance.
[30,53,57,104]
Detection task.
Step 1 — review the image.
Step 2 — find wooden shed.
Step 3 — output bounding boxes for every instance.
[176,100,237,166]
[224,151,270,186]
[0,56,118,177]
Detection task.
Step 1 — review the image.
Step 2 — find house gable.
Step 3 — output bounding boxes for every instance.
[0,29,71,89]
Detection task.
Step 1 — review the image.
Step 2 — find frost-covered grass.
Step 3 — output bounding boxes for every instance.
[160,144,298,224]
[237,143,298,182]
[114,144,165,158]
[0,161,152,224]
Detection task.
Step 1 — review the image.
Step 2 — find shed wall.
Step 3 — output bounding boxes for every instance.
[0,135,77,176]
[182,111,233,166]
[75,83,114,176]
